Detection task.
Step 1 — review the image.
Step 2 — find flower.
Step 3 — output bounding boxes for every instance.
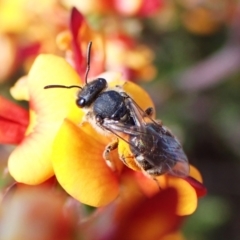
[56,7,106,79]
[6,54,206,209]
[1,171,204,240]
[71,168,205,239]
[56,7,156,82]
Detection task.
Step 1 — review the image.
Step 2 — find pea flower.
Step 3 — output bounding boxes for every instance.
[5,54,206,209]
[57,7,156,82]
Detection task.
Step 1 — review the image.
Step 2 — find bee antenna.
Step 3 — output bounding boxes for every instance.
[44,85,82,89]
[85,41,92,85]
[44,43,93,90]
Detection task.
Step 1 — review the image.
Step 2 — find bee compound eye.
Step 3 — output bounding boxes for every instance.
[76,98,86,107]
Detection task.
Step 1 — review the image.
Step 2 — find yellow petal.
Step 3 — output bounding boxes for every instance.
[189,165,203,183]
[52,119,119,206]
[163,176,197,216]
[9,54,83,184]
[10,76,29,101]
[135,173,198,215]
[0,0,29,32]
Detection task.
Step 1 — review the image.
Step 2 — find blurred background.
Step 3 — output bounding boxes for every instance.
[0,0,240,239]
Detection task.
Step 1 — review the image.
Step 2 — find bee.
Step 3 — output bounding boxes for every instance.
[44,42,189,178]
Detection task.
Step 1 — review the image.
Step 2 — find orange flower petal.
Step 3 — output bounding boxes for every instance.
[163,176,198,216]
[135,172,198,216]
[8,54,83,184]
[52,119,119,206]
[189,165,203,182]
[111,188,182,240]
[133,171,160,197]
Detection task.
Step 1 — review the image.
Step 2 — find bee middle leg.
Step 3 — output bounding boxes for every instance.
[153,177,162,191]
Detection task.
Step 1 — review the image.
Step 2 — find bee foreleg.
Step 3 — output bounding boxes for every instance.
[103,140,119,171]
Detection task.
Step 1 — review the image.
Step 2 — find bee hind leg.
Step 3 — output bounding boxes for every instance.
[144,167,163,191]
[153,177,162,191]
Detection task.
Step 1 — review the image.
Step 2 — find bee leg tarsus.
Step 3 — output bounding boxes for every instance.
[153,177,162,191]
[103,140,119,171]
[104,141,118,155]
[145,107,154,117]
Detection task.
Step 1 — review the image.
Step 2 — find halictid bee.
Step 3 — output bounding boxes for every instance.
[44,42,189,179]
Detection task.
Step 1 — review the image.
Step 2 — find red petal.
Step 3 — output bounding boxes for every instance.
[18,42,41,61]
[0,119,27,144]
[0,96,29,126]
[183,176,207,197]
[70,7,84,76]
[0,96,29,144]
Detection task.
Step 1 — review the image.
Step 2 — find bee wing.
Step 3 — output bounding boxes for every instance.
[102,120,189,177]
[102,95,189,177]
[126,97,189,177]
[101,119,143,140]
[152,131,189,177]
